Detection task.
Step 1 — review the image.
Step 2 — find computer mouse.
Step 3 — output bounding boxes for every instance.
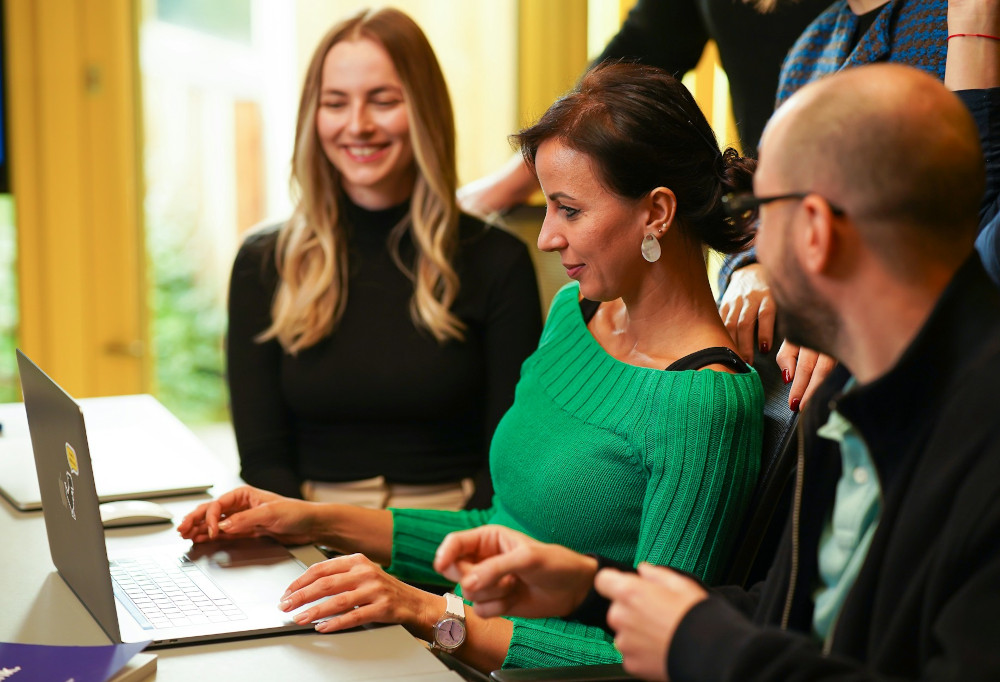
[99,499,174,528]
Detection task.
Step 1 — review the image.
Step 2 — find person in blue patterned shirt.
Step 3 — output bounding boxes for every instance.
[719,0,954,414]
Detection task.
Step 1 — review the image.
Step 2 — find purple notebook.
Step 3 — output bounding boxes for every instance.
[0,641,150,682]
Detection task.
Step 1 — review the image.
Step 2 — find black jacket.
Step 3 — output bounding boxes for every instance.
[671,256,1000,681]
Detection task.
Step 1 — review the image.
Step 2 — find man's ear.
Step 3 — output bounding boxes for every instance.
[797,194,838,275]
[645,187,678,236]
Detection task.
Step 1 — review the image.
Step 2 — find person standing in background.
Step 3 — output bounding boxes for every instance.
[458,0,828,220]
[719,0,950,411]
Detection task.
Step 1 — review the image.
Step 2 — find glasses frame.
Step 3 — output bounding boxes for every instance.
[722,192,846,219]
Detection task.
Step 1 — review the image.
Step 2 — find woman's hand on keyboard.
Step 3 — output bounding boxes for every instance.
[277,552,443,637]
[177,485,319,546]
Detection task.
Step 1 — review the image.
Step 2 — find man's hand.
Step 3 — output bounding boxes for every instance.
[595,564,708,682]
[434,525,598,619]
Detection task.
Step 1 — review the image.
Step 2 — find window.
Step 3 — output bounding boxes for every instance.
[138,0,518,422]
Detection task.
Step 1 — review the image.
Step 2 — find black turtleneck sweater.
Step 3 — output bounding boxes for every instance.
[226,198,542,502]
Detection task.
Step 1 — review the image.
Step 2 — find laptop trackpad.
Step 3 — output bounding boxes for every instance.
[187,538,298,567]
[181,538,308,611]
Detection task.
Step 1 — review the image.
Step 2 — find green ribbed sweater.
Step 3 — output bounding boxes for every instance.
[389,282,763,668]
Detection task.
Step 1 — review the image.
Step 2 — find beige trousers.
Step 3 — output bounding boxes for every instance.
[301,475,475,510]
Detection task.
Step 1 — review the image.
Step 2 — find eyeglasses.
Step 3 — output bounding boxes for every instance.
[722,192,846,220]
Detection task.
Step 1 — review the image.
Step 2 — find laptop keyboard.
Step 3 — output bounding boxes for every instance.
[110,554,248,630]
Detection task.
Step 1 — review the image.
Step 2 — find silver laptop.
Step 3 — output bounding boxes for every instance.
[0,392,215,511]
[16,349,314,647]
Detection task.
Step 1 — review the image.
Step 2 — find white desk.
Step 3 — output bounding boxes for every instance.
[0,398,465,681]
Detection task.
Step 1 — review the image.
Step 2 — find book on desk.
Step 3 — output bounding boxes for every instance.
[0,641,156,682]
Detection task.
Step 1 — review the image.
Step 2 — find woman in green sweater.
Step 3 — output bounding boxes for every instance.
[179,62,763,671]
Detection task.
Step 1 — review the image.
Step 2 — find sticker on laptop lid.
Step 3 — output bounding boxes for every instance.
[62,442,79,520]
[66,443,79,475]
[60,471,77,520]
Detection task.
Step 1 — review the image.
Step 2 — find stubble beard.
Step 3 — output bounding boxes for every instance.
[771,244,840,358]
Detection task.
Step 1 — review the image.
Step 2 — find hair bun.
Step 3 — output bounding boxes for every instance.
[718,147,755,195]
[515,62,758,254]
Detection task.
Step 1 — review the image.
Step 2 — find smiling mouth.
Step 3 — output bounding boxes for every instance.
[343,144,389,161]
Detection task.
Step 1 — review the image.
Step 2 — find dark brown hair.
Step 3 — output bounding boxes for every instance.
[515,62,756,254]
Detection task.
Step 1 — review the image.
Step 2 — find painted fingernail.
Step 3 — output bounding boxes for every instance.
[760,342,769,354]
[218,519,232,531]
[782,369,791,384]
[281,589,292,600]
[295,611,313,625]
[790,398,801,413]
[279,599,292,611]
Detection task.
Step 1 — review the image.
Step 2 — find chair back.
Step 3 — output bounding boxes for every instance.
[721,345,798,587]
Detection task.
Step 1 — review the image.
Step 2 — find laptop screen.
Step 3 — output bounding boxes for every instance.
[16,350,123,641]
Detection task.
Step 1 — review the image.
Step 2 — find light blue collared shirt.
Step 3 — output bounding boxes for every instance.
[812,380,882,643]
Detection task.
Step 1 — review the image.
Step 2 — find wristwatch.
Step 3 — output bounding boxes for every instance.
[430,592,467,652]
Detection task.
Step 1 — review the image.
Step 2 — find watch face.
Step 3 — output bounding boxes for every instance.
[435,617,466,649]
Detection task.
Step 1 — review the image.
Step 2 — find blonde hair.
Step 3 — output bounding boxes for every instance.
[261,7,464,353]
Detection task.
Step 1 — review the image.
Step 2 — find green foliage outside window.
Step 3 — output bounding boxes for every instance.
[0,190,230,418]
[147,205,228,425]
[0,195,19,403]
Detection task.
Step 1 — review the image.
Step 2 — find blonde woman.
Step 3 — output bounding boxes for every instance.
[227,8,541,510]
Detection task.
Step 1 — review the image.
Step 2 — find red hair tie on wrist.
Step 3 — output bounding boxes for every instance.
[947,33,1000,41]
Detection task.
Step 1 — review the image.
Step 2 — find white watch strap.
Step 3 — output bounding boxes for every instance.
[444,592,465,619]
